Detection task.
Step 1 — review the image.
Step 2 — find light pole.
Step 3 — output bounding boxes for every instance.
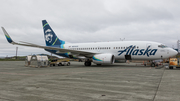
[16,47,18,59]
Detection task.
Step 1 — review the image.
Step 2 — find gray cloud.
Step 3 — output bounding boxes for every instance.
[0,0,180,57]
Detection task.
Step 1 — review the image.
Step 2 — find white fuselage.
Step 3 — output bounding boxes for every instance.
[63,41,177,60]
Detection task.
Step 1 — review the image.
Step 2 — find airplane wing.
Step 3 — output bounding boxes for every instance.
[2,27,98,58]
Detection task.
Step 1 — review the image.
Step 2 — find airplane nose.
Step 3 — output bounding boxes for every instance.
[170,49,178,56]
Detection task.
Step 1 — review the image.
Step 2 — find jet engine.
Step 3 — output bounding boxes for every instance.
[92,54,115,64]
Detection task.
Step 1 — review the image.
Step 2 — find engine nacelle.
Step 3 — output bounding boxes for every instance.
[92,54,115,64]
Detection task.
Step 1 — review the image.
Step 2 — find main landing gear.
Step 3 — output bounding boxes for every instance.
[150,60,156,67]
[84,59,91,66]
[151,62,156,67]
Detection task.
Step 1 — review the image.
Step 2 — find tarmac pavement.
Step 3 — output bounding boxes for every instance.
[0,61,179,101]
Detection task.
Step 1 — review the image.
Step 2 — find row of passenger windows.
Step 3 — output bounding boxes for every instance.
[70,47,111,50]
[70,46,139,50]
[114,46,139,49]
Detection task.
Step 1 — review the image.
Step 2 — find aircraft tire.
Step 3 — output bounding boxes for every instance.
[84,61,91,66]
[89,62,91,66]
[151,63,155,67]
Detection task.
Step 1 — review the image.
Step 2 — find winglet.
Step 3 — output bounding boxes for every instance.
[1,27,14,43]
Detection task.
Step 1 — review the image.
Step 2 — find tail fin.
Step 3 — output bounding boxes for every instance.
[42,20,65,48]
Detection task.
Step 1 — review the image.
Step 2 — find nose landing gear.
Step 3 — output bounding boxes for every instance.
[151,62,156,67]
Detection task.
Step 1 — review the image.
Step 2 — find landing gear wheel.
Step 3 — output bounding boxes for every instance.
[151,63,155,67]
[84,61,91,66]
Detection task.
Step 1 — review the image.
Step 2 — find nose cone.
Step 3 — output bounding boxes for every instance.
[170,48,178,57]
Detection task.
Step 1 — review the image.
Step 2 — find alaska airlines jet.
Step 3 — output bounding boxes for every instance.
[2,20,178,66]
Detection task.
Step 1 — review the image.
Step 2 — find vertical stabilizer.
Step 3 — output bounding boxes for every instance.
[42,20,65,47]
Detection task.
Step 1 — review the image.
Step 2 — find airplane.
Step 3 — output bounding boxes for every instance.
[2,20,178,66]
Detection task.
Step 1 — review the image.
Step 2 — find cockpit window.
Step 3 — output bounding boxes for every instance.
[158,44,168,48]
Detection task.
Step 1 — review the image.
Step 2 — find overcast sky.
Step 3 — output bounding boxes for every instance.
[0,0,180,57]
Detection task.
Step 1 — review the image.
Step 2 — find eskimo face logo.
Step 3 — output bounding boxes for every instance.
[45,29,53,43]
